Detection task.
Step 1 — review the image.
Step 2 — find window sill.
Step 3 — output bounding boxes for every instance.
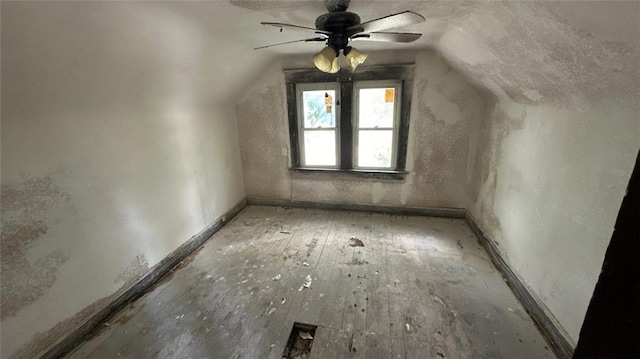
[290,168,407,182]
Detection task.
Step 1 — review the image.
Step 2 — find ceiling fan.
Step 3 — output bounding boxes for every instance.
[255,0,425,73]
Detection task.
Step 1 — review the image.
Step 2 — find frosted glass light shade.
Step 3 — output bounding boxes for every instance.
[313,46,340,73]
[345,47,368,72]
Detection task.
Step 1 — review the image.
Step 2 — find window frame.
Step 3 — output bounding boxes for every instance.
[352,80,402,170]
[296,83,341,168]
[285,65,414,180]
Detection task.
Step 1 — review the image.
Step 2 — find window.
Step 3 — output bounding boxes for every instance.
[285,65,414,180]
[353,81,400,169]
[297,83,340,167]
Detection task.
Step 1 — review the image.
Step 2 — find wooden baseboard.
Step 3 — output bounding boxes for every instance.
[246,197,466,218]
[39,197,574,359]
[40,198,248,359]
[464,213,575,359]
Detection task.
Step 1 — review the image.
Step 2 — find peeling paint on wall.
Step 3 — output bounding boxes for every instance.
[236,51,485,209]
[1,177,71,320]
[115,254,150,288]
[468,94,639,341]
[237,81,292,200]
[9,296,111,359]
[1,2,247,357]
[469,100,527,241]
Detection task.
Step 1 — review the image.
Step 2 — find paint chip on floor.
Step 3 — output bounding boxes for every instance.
[298,275,312,291]
[349,237,364,247]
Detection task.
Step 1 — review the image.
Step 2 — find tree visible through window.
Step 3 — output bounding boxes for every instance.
[298,86,339,167]
[285,66,414,179]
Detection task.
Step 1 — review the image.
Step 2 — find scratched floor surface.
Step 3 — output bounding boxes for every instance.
[67,205,555,358]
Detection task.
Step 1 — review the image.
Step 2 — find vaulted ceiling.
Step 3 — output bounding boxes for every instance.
[153,0,639,106]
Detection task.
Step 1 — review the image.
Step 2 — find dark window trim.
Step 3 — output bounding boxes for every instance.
[290,167,408,181]
[285,65,414,180]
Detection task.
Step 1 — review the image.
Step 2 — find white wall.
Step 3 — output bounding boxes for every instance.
[468,97,638,343]
[1,2,245,357]
[236,51,486,209]
[444,2,640,343]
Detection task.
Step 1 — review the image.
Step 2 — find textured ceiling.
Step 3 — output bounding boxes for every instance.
[154,0,639,105]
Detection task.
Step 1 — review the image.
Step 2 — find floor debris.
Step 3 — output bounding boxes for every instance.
[302,262,310,267]
[348,237,365,247]
[272,274,281,281]
[299,331,313,340]
[298,275,312,291]
[280,225,291,234]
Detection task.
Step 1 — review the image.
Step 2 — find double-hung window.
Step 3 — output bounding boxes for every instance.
[286,65,413,180]
[353,81,400,169]
[297,83,340,167]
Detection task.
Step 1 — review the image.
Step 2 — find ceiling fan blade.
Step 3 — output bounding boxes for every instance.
[254,37,326,50]
[261,22,331,35]
[347,11,425,34]
[351,32,422,43]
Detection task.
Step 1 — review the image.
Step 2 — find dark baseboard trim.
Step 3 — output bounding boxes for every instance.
[464,213,575,359]
[247,197,466,219]
[38,196,574,359]
[40,198,248,359]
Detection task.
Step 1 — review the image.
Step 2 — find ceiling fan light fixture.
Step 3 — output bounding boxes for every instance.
[328,56,340,73]
[313,46,340,73]
[344,46,368,72]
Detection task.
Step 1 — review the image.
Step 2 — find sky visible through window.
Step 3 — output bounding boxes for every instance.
[357,88,395,168]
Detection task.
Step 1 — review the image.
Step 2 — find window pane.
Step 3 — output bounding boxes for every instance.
[303,90,336,128]
[358,88,395,128]
[357,130,393,168]
[304,130,336,166]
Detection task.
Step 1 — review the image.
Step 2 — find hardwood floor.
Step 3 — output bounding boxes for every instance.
[68,206,554,358]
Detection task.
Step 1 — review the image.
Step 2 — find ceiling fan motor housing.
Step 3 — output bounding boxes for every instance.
[324,0,350,12]
[315,12,363,51]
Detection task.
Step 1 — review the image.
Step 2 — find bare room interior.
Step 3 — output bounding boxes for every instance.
[1,1,639,358]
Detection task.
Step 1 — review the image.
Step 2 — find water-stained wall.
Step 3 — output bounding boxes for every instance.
[468,98,639,344]
[1,2,246,357]
[442,1,640,344]
[236,51,486,209]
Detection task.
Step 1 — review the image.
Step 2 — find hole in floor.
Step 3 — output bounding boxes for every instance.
[282,322,317,359]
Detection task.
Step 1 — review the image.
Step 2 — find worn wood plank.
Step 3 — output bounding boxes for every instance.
[266,209,336,359]
[309,326,345,359]
[296,211,340,325]
[363,213,394,359]
[386,216,411,359]
[339,212,370,359]
[68,206,556,359]
[316,211,356,331]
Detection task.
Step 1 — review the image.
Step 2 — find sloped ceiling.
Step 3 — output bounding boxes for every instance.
[153,0,639,106]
